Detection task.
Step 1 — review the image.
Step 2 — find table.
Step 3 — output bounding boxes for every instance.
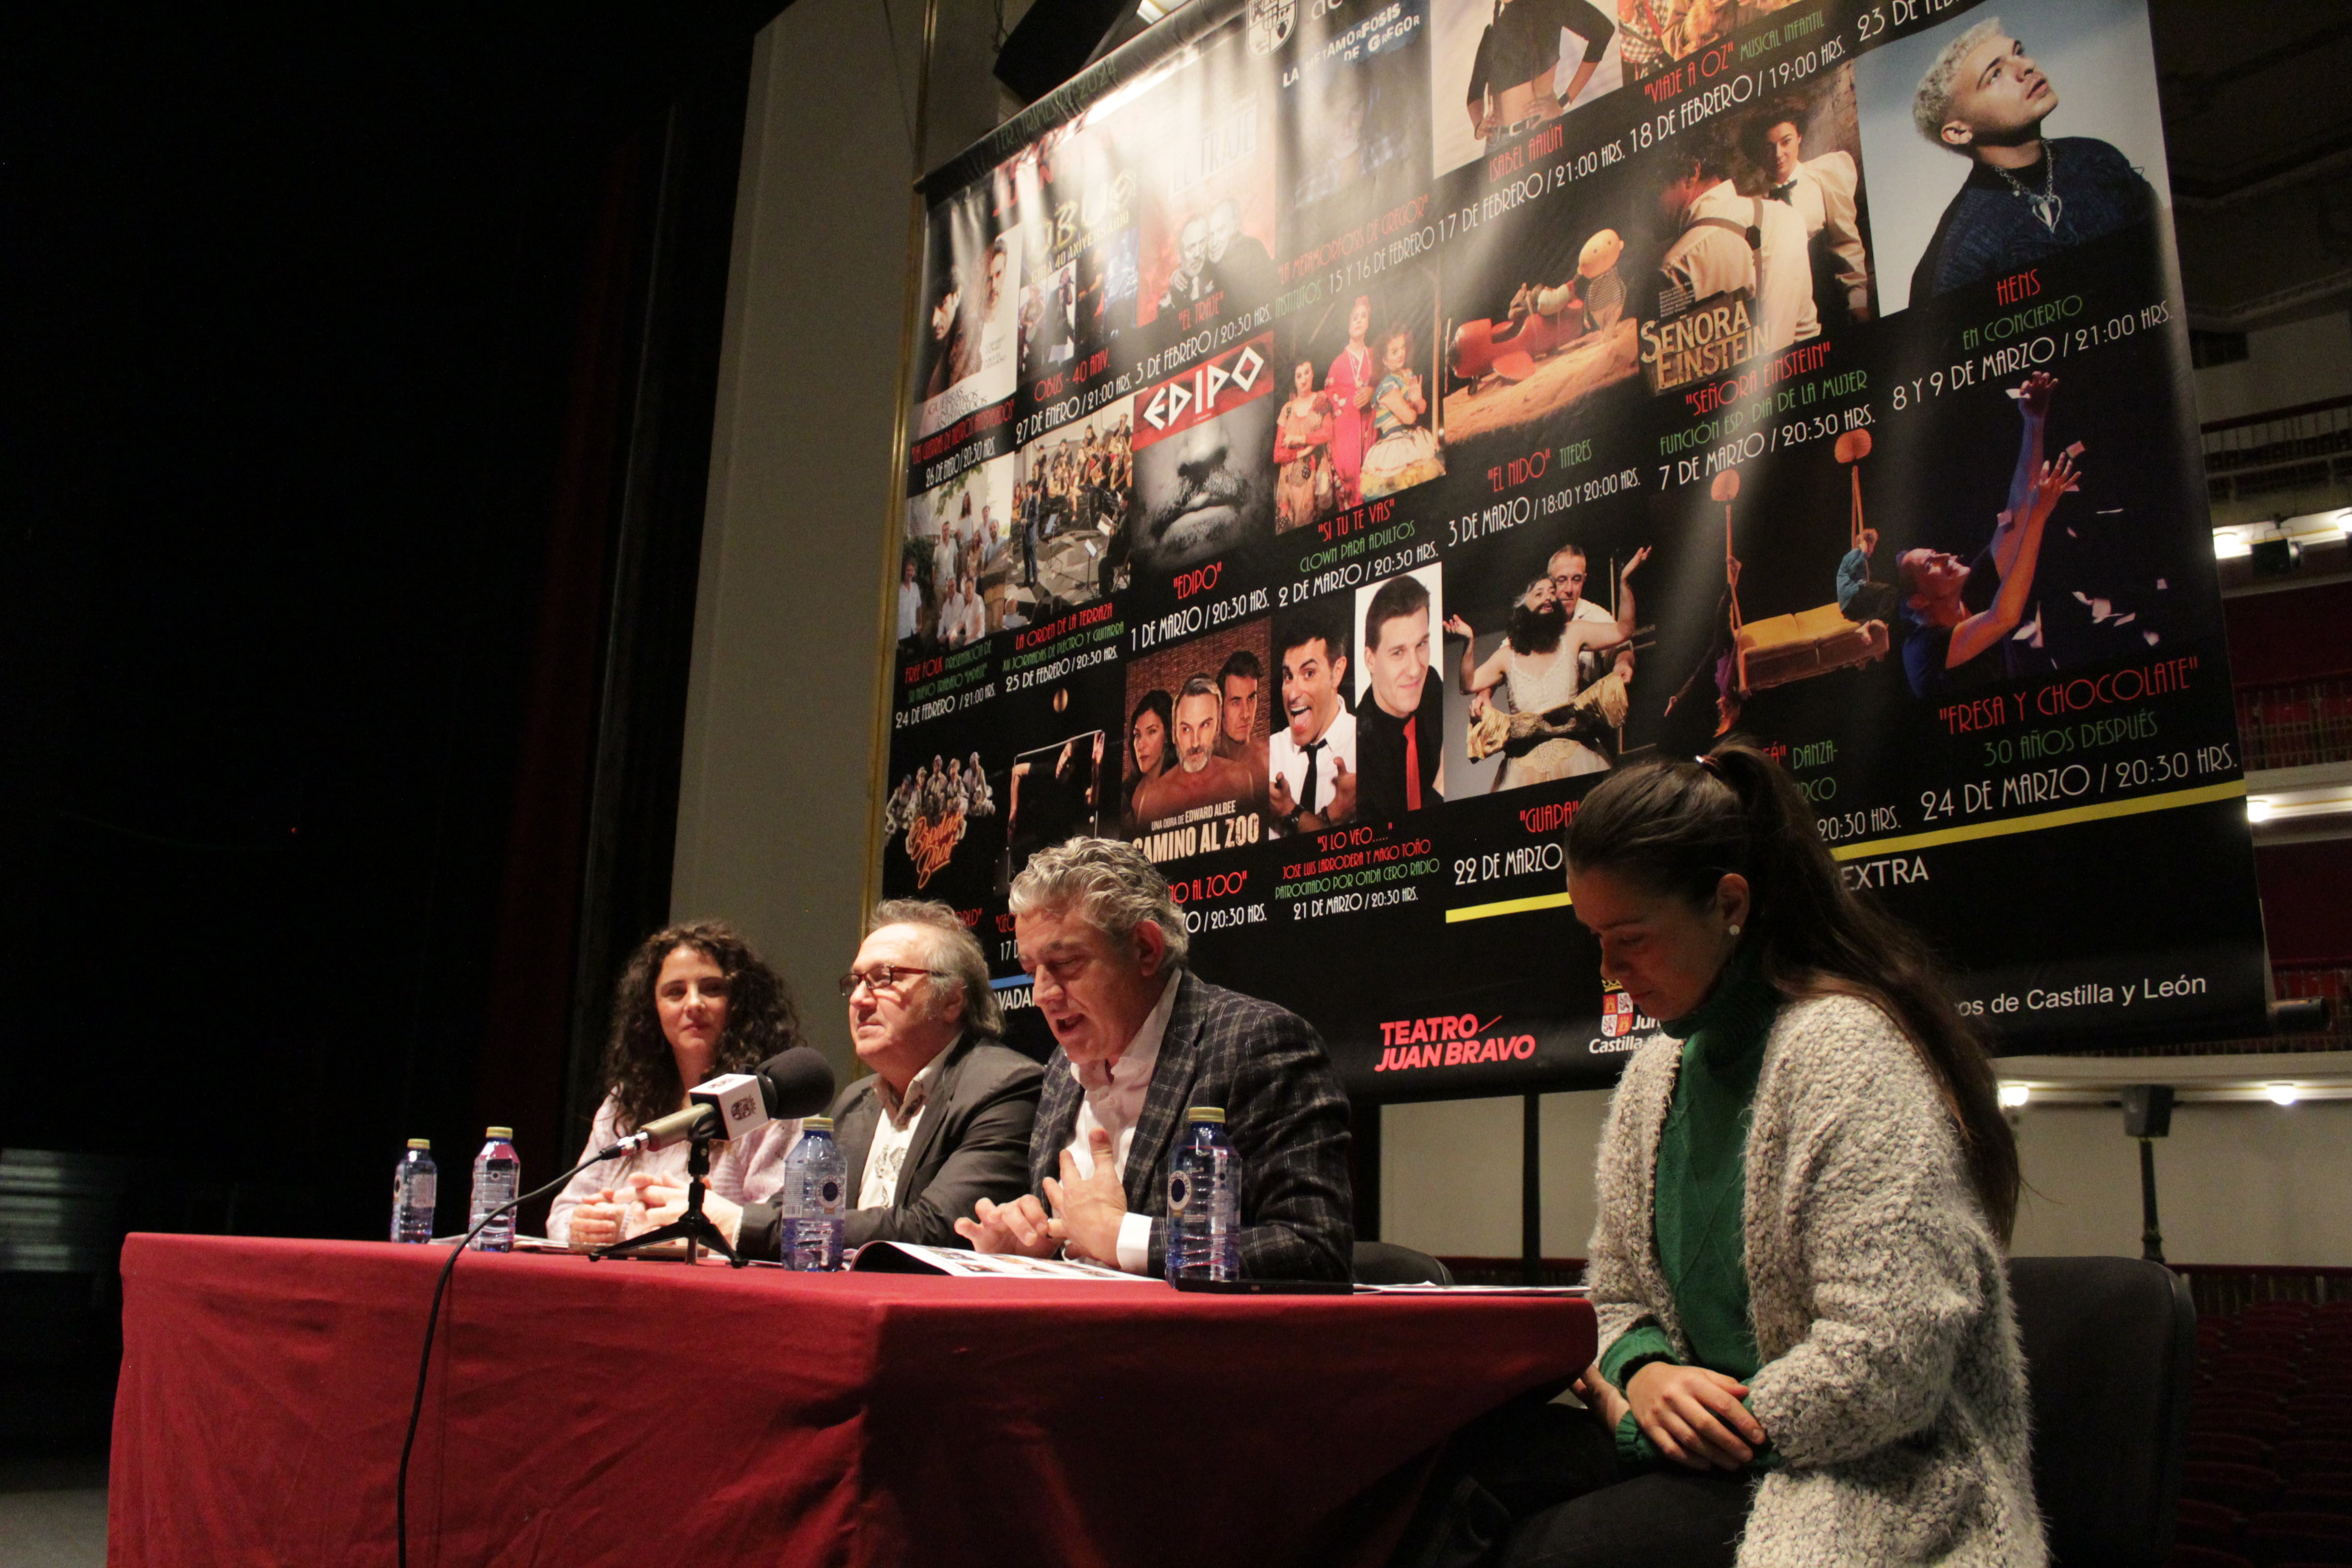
[109,1234,1594,1567]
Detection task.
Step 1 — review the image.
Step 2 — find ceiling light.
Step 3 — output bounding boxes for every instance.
[2247,797,2273,823]
[1998,1082,2031,1108]
[2266,1083,2301,1106]
[2213,530,2251,558]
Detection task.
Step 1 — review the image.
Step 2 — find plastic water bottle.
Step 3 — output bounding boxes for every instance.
[466,1127,520,1252]
[781,1118,846,1271]
[1166,1106,1240,1282]
[390,1139,437,1243]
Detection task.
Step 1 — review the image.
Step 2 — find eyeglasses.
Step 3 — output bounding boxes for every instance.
[838,965,944,998]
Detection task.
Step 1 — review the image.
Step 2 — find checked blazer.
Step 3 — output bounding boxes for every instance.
[1028,967,1354,1281]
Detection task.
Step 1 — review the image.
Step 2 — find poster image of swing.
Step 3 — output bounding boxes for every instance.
[1429,0,1621,182]
[1276,0,1431,251]
[1118,33,1281,331]
[902,458,1016,651]
[1849,0,2169,314]
[1118,618,1273,861]
[1001,729,1112,887]
[882,742,1001,901]
[1441,529,1648,796]
[1010,398,1135,619]
[912,170,1020,440]
[1130,335,1279,574]
[1272,271,1446,532]
[1439,163,1641,456]
[1008,121,1140,384]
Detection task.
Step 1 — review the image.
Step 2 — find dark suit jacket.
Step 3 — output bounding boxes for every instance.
[739,1035,1042,1259]
[1029,968,1353,1280]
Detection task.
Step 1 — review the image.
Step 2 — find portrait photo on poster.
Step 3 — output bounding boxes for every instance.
[1428,0,1621,181]
[1276,0,1432,255]
[1442,527,1647,796]
[1119,617,1273,861]
[901,457,1017,652]
[1009,121,1141,382]
[1851,0,2170,313]
[1352,563,1447,822]
[1131,336,1279,573]
[1123,32,1281,330]
[912,172,1020,439]
[1011,398,1136,621]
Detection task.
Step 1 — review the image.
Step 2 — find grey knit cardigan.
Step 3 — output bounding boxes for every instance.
[1586,994,2048,1567]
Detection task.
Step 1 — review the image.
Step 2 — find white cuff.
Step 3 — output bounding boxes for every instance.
[1115,1210,1154,1275]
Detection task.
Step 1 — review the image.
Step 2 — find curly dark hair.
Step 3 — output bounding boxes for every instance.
[602,920,804,1136]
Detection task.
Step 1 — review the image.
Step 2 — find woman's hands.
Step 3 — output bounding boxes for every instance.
[1573,1362,1631,1432]
[565,1189,628,1251]
[1626,1361,1766,1471]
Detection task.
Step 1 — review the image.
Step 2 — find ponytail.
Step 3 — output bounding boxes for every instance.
[1568,742,2020,1242]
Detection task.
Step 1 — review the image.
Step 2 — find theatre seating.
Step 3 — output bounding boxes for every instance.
[2010,1257,2199,1568]
[1351,1242,1453,1287]
[2171,1292,2352,1564]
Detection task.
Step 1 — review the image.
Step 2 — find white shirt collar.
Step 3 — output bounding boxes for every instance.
[876,1039,952,1128]
[1067,971,1178,1094]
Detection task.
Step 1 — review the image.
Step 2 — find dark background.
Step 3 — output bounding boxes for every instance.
[0,6,782,1447]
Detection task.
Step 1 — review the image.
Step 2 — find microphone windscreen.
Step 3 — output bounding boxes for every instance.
[755,1047,837,1120]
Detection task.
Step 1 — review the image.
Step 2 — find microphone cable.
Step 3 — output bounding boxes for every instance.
[396,1152,607,1568]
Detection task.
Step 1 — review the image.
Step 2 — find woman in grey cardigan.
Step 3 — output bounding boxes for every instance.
[1399,744,2041,1568]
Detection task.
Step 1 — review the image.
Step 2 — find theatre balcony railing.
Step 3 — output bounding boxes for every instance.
[2235,676,2352,772]
[2202,394,2352,527]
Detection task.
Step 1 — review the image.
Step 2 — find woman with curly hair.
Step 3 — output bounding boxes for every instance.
[547,920,807,1249]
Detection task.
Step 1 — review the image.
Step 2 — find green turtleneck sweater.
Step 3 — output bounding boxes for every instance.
[1597,948,1781,1469]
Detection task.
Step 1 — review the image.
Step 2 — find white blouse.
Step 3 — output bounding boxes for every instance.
[544,1090,801,1243]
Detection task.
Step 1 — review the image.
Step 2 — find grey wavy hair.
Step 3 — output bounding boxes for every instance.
[1007,837,1191,967]
[866,899,1003,1039]
[1913,17,2005,146]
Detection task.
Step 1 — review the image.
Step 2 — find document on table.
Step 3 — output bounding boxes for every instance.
[850,1240,1156,1282]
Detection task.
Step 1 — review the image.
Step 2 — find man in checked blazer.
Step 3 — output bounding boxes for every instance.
[954,837,1353,1279]
[725,899,1042,1259]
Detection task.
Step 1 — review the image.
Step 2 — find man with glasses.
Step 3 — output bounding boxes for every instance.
[954,837,1352,1280]
[714,900,1041,1258]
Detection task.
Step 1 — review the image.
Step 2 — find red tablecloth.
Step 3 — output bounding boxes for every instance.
[110,1234,1593,1567]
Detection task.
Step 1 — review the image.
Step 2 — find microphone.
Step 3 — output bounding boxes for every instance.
[597,1046,837,1158]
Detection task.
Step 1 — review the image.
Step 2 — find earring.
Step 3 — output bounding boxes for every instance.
[1727,924,1742,937]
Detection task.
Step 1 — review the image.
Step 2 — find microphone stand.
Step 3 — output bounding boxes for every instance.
[593,1130,746,1268]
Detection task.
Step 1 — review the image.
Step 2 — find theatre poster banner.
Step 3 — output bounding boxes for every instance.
[880,0,2266,1100]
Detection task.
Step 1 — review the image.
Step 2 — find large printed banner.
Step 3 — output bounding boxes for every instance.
[884,0,2267,1098]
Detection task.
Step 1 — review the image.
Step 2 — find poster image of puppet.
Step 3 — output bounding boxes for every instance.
[1130,334,1279,574]
[1009,398,1136,621]
[1273,271,1446,533]
[1441,530,1647,795]
[1008,121,1141,384]
[882,744,1001,894]
[1612,0,1804,85]
[901,457,1016,652]
[1350,564,1447,821]
[1120,36,1282,329]
[1430,0,1621,181]
[1440,167,1640,459]
[912,172,1020,439]
[1850,0,2169,313]
[1277,0,1432,255]
[1119,619,1272,861]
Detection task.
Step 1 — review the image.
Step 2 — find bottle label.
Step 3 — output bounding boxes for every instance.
[1168,1170,1193,1215]
[410,1175,437,1208]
